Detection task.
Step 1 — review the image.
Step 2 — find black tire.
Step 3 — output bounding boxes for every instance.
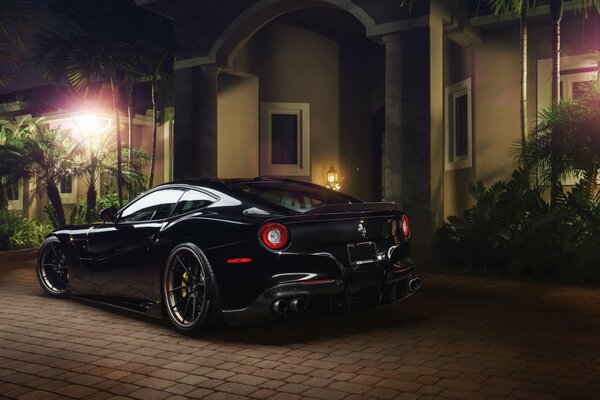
[162,243,222,334]
[36,236,71,298]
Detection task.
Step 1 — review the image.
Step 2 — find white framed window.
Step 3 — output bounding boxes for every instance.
[561,70,597,185]
[7,180,23,211]
[260,102,310,176]
[444,78,472,171]
[561,71,596,100]
[537,55,598,185]
[59,175,77,204]
[537,55,598,109]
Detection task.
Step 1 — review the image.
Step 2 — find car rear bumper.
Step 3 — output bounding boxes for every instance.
[222,265,420,327]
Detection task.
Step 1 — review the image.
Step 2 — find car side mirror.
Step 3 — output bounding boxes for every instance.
[99,206,117,223]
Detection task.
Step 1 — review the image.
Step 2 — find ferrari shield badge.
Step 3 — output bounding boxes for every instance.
[358,223,367,238]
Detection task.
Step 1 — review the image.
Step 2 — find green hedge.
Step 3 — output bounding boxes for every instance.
[0,210,52,251]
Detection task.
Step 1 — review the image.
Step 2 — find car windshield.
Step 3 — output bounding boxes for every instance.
[230,181,359,213]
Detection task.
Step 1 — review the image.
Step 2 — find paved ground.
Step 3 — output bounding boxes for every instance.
[1,251,600,400]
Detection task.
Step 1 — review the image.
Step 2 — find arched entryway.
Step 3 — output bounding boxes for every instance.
[215,6,385,201]
[208,0,376,68]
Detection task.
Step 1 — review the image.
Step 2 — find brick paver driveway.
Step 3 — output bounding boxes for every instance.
[1,251,600,400]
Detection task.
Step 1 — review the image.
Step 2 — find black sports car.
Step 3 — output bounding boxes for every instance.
[36,178,420,333]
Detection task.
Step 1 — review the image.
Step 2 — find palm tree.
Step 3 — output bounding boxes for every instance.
[486,0,531,158]
[0,121,84,226]
[27,127,84,227]
[0,120,32,208]
[548,0,600,206]
[79,130,149,222]
[105,146,149,199]
[0,0,35,87]
[524,83,600,195]
[31,0,173,202]
[119,39,173,189]
[30,3,127,207]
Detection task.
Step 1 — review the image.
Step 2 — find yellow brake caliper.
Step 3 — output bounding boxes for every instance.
[182,271,189,298]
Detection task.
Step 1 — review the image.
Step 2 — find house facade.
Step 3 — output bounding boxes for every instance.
[134,0,600,263]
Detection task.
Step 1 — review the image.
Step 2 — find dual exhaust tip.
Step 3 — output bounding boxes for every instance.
[273,278,420,314]
[408,277,421,292]
[272,298,306,314]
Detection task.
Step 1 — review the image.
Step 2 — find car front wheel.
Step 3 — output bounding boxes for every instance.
[163,243,222,334]
[36,236,71,297]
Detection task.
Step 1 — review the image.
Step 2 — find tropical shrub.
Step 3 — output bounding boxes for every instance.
[0,209,51,250]
[68,202,93,225]
[44,205,60,228]
[97,193,121,211]
[44,193,129,228]
[437,171,600,283]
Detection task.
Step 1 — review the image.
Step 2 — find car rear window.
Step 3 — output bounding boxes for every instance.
[230,181,359,213]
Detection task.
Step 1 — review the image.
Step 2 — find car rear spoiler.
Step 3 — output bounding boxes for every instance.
[304,202,400,214]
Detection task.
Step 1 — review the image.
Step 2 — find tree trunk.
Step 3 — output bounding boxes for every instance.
[111,77,124,208]
[549,0,563,208]
[47,182,65,227]
[85,183,97,223]
[85,158,97,223]
[0,180,6,209]
[149,73,158,189]
[127,88,133,166]
[520,1,528,159]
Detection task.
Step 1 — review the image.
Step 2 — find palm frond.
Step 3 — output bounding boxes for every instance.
[0,0,36,49]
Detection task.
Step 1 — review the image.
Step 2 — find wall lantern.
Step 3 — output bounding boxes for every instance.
[326,164,343,191]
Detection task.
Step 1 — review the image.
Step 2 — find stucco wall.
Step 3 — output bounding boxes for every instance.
[232,23,340,188]
[473,28,521,193]
[443,38,476,218]
[217,73,259,178]
[140,123,166,186]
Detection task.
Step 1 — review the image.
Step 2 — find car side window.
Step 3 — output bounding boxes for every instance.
[119,189,185,222]
[172,189,216,216]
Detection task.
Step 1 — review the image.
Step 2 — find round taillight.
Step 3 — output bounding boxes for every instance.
[260,222,290,250]
[400,215,410,238]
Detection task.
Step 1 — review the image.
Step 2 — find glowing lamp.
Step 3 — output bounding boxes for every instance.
[75,114,111,138]
[326,165,343,191]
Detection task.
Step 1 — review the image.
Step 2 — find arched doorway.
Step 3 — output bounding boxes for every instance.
[216,5,385,201]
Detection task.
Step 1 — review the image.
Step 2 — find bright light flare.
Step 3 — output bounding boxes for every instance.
[74,114,111,138]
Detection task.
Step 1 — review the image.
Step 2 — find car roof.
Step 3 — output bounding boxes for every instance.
[169,177,306,185]
[156,177,292,190]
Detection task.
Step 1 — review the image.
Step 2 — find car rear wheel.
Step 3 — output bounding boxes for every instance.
[163,243,222,334]
[36,236,71,297]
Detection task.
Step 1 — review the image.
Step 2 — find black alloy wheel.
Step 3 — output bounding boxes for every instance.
[163,243,221,333]
[36,236,71,297]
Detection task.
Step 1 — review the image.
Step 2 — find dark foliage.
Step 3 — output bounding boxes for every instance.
[437,169,600,283]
